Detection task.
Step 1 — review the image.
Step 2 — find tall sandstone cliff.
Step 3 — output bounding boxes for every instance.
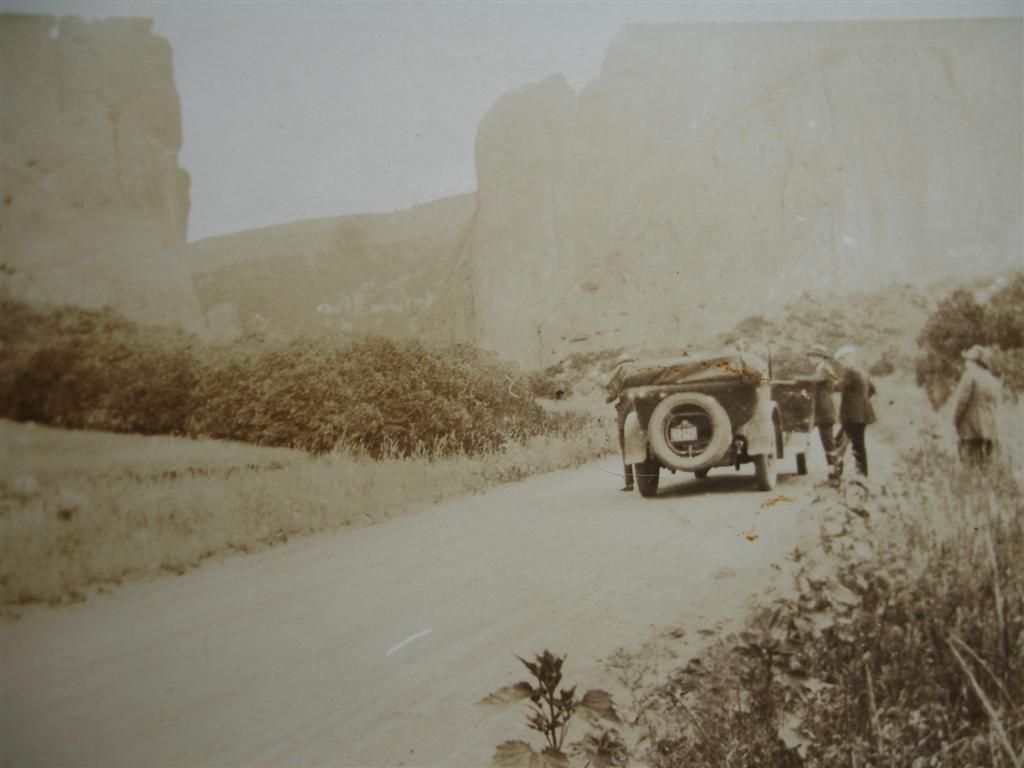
[470,19,1023,366]
[0,14,203,333]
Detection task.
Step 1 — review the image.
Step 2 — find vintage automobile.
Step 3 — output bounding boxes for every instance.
[611,352,819,497]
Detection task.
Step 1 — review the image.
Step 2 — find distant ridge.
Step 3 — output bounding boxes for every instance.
[187,193,476,343]
[187,193,475,275]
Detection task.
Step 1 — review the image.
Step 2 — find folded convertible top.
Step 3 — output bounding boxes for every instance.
[607,353,768,400]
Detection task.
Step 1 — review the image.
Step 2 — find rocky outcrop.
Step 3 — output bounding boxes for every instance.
[468,19,1023,366]
[188,193,476,342]
[0,14,203,333]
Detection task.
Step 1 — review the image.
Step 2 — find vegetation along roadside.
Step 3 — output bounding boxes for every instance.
[0,295,614,609]
[484,275,1023,767]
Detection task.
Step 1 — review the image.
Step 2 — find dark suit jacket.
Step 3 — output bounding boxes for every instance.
[838,365,876,425]
[811,361,837,426]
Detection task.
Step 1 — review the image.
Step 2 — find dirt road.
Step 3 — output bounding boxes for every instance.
[2,450,857,766]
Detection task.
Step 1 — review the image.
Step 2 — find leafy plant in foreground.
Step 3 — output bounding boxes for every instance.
[483,650,627,767]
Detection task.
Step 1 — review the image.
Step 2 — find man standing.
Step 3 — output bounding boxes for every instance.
[833,346,876,478]
[606,353,637,491]
[806,344,838,467]
[953,345,1001,465]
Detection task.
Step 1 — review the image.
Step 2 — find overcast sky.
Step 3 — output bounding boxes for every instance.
[3,0,1021,241]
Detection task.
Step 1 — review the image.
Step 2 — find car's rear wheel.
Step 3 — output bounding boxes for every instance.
[754,453,777,491]
[635,457,660,497]
[647,393,732,472]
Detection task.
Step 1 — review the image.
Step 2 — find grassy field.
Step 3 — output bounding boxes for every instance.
[0,415,614,608]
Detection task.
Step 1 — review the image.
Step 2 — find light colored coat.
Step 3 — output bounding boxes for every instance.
[953,362,1001,440]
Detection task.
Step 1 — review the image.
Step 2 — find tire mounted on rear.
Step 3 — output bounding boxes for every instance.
[647,392,732,472]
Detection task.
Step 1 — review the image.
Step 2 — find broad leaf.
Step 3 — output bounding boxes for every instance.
[481,682,535,705]
[578,729,628,768]
[826,583,860,608]
[578,689,622,724]
[516,655,540,678]
[491,742,568,768]
[492,741,539,767]
[777,713,809,759]
[538,747,571,768]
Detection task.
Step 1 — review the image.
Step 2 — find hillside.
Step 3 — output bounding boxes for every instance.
[187,193,476,342]
[544,272,1017,398]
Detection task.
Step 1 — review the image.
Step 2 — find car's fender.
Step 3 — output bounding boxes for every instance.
[623,410,647,465]
[737,395,778,457]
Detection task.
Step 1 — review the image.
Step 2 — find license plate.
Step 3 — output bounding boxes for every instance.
[672,426,698,442]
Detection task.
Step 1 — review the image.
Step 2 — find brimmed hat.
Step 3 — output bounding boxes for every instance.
[806,343,831,359]
[834,345,857,361]
[962,345,992,367]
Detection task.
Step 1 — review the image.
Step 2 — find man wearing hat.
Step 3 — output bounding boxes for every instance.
[953,345,1001,465]
[606,353,637,491]
[806,343,838,467]
[833,346,876,478]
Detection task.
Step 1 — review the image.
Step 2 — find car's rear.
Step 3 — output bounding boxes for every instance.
[618,353,779,495]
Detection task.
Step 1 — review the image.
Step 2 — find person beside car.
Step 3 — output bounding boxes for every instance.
[606,353,637,491]
[806,343,838,468]
[832,346,876,478]
[953,345,1001,465]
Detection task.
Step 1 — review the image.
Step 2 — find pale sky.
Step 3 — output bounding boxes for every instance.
[2,0,1021,241]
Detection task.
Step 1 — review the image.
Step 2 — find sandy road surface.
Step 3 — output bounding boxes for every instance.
[2,449,861,767]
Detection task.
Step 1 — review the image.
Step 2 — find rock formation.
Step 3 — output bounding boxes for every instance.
[468,19,1023,366]
[0,14,203,333]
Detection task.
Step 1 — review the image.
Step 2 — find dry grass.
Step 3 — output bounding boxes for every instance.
[0,416,615,608]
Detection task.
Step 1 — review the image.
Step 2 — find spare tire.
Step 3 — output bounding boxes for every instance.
[648,392,732,472]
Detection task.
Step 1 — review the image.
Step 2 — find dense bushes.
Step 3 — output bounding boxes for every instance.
[0,296,570,458]
[0,299,199,435]
[916,273,1024,406]
[529,348,629,401]
[188,335,555,456]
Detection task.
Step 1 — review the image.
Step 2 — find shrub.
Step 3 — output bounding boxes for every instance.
[532,348,627,401]
[482,650,626,767]
[526,370,572,401]
[0,297,198,434]
[190,334,553,457]
[916,273,1024,406]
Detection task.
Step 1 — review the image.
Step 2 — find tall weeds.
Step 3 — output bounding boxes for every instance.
[640,399,1023,767]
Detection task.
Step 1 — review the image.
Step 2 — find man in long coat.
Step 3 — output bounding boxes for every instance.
[953,345,1001,464]
[606,353,637,491]
[833,346,876,478]
[806,344,838,467]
